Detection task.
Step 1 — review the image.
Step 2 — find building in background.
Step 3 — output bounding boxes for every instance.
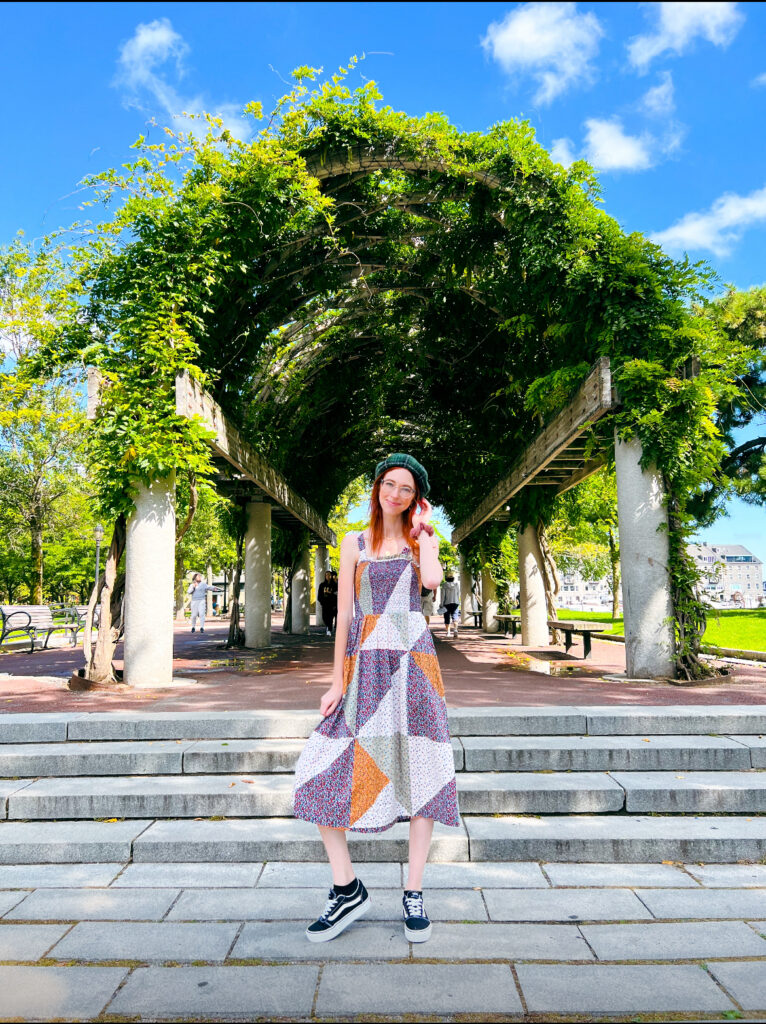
[688,542,764,605]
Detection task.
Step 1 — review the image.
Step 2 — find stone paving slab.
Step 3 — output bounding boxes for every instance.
[583,704,766,735]
[0,739,189,778]
[465,813,766,862]
[108,964,318,1018]
[0,819,152,864]
[0,890,29,916]
[419,861,549,888]
[133,816,469,862]
[638,887,766,919]
[114,861,264,887]
[0,713,81,744]
[258,860,401,888]
[708,960,766,1010]
[68,710,320,741]
[543,862,698,887]
[516,962,734,1013]
[612,769,766,812]
[462,734,752,771]
[483,887,652,921]
[5,887,179,921]
[0,779,34,818]
[366,887,487,922]
[49,921,240,962]
[410,922,593,960]
[580,920,766,959]
[0,923,70,960]
[316,962,523,1016]
[457,771,625,813]
[0,863,125,888]
[232,920,404,960]
[685,862,766,886]
[732,733,766,767]
[448,705,586,735]
[0,965,127,1020]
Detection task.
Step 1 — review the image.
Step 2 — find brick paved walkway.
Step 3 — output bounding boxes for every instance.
[1,859,765,1019]
[1,618,765,712]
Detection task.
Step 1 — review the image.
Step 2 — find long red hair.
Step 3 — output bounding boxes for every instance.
[367,472,420,558]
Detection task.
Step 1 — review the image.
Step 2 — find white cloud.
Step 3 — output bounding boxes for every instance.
[640,71,675,116]
[583,118,654,171]
[628,2,744,72]
[651,183,766,256]
[550,137,577,168]
[482,1,603,105]
[115,18,251,140]
[752,72,766,87]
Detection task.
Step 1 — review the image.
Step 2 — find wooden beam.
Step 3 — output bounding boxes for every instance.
[554,454,608,496]
[451,357,614,544]
[175,372,336,546]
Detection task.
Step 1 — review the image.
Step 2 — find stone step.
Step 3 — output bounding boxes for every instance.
[465,815,766,863]
[461,735,756,771]
[6,772,627,820]
[2,707,766,744]
[611,771,766,812]
[0,821,152,864]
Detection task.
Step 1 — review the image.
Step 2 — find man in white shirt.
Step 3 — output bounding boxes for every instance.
[187,573,220,633]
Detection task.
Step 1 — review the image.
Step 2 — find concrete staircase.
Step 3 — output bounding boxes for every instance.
[2,706,766,864]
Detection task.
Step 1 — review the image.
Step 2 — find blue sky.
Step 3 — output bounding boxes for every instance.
[2,1,764,560]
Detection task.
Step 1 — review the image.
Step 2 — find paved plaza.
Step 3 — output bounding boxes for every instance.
[1,858,766,1020]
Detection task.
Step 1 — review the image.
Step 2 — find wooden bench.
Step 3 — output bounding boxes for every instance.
[0,605,79,653]
[548,619,607,660]
[468,610,483,628]
[495,614,521,639]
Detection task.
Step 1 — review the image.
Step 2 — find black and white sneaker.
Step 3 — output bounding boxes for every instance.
[402,889,432,942]
[306,880,371,942]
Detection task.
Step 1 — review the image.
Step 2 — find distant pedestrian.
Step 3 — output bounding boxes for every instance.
[318,570,338,636]
[187,573,220,633]
[441,573,460,638]
[420,585,435,624]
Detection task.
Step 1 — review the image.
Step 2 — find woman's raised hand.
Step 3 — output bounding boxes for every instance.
[319,685,343,717]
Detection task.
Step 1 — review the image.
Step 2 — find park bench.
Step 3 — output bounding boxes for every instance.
[467,610,483,628]
[548,618,607,660]
[495,614,521,639]
[0,605,80,653]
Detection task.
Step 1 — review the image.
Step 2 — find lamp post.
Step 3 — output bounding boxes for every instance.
[94,523,104,590]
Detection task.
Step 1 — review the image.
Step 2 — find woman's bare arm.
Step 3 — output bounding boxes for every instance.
[319,532,359,717]
[413,499,443,590]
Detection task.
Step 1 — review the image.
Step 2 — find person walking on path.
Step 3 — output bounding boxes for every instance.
[441,572,460,638]
[187,573,220,633]
[317,570,338,637]
[420,584,435,624]
[293,453,459,945]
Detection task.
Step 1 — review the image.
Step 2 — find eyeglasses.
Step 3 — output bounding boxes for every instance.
[381,479,415,499]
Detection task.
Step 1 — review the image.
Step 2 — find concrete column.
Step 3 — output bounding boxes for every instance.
[314,544,330,626]
[459,553,473,626]
[615,434,675,678]
[481,565,499,633]
[291,544,311,635]
[244,501,271,648]
[206,564,214,618]
[518,524,549,646]
[124,472,176,688]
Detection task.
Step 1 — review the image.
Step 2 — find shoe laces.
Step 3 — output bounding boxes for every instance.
[403,890,425,918]
[320,887,348,922]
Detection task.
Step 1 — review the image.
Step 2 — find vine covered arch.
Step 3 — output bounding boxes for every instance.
[37,64,745,682]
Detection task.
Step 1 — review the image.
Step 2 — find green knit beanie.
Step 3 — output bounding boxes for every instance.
[374,453,430,498]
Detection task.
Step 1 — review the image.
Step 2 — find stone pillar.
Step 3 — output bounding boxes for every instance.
[459,553,473,626]
[291,544,311,635]
[206,564,214,618]
[481,565,499,633]
[124,472,176,688]
[313,544,330,626]
[518,524,549,646]
[244,500,271,648]
[615,434,675,678]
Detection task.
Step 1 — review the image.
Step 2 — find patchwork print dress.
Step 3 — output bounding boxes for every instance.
[292,532,460,833]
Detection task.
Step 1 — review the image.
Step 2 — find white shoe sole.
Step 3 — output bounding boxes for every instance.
[305,894,371,942]
[404,920,432,942]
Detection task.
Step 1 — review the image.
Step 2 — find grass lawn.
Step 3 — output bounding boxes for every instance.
[556,607,766,653]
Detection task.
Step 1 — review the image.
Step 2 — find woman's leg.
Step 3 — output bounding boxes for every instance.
[406,816,434,890]
[318,825,356,886]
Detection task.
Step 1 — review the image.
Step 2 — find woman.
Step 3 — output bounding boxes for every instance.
[187,573,220,633]
[293,453,459,945]
[317,570,336,637]
[441,573,460,638]
[420,584,435,625]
